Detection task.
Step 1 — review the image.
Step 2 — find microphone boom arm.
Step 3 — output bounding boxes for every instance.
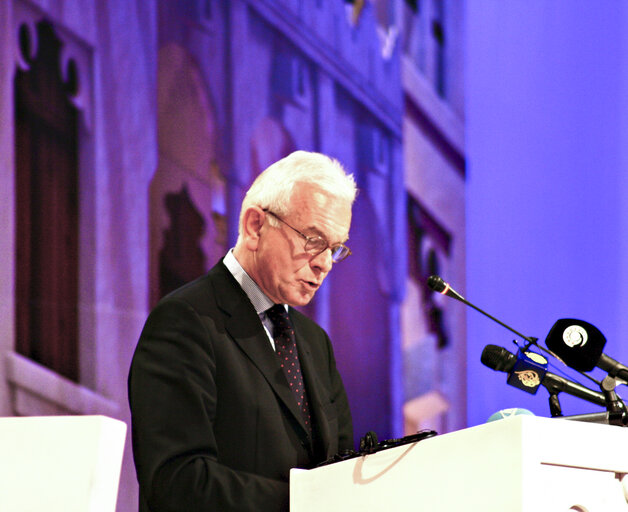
[428,274,535,343]
[456,294,536,345]
[429,275,602,388]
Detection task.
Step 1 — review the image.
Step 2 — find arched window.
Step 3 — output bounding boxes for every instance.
[14,21,79,382]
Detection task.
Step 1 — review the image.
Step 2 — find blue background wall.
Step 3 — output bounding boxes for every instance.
[466,1,628,425]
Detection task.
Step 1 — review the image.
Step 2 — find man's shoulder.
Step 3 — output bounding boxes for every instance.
[155,260,238,312]
[163,261,228,296]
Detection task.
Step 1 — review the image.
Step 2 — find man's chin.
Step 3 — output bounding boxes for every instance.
[287,291,316,308]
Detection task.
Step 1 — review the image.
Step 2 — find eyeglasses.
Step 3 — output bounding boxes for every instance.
[263,209,352,263]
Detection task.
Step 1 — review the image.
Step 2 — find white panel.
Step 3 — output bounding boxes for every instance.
[291,415,628,511]
[0,415,126,512]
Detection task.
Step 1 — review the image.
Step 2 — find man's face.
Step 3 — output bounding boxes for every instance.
[253,183,352,307]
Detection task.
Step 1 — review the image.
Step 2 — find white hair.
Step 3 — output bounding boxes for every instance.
[237,150,357,242]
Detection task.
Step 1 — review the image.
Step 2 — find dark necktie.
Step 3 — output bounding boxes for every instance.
[266,304,312,433]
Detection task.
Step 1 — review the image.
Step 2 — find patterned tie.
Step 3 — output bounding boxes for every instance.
[266,304,312,434]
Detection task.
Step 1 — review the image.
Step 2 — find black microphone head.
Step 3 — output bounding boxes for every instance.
[545,318,606,371]
[481,344,517,373]
[427,275,446,293]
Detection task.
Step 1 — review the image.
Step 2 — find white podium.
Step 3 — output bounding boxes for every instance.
[291,415,628,511]
[0,415,126,512]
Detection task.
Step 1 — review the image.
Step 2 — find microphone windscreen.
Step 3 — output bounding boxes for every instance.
[427,275,446,293]
[481,344,517,373]
[487,408,535,423]
[545,318,606,371]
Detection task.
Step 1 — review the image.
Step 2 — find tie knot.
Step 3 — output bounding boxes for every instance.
[266,304,290,328]
[266,305,295,345]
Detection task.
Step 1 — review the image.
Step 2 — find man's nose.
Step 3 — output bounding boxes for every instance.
[310,248,333,273]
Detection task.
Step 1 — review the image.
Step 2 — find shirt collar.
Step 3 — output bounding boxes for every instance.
[223,249,276,314]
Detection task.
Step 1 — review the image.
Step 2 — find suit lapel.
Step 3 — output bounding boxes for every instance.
[211,264,310,436]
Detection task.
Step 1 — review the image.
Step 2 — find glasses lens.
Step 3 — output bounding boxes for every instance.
[304,237,351,263]
[330,245,351,263]
[304,237,327,254]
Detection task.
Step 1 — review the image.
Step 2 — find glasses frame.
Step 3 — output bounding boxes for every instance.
[263,209,352,263]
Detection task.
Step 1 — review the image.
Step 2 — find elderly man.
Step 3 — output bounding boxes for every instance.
[129,151,357,511]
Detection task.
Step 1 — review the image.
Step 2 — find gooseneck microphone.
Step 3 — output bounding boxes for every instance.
[427,275,465,301]
[481,344,607,408]
[428,275,536,345]
[428,275,604,390]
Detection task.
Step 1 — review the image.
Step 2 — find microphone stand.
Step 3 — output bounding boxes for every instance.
[561,410,628,426]
[542,387,562,417]
[550,377,628,426]
[561,370,628,426]
[600,375,628,425]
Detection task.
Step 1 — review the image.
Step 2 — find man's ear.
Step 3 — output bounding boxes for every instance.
[241,207,265,250]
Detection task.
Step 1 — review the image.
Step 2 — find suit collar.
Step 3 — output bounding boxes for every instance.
[222,249,274,314]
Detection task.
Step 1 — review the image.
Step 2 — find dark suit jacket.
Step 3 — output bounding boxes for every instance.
[128,261,353,512]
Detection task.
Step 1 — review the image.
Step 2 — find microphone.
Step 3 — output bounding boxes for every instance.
[482,343,549,395]
[481,344,607,407]
[545,319,628,383]
[427,275,536,344]
[427,275,465,301]
[428,276,607,389]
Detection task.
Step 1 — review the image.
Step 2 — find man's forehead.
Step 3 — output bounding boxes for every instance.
[304,213,351,244]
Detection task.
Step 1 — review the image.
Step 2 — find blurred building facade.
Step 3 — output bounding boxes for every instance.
[0,0,465,509]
